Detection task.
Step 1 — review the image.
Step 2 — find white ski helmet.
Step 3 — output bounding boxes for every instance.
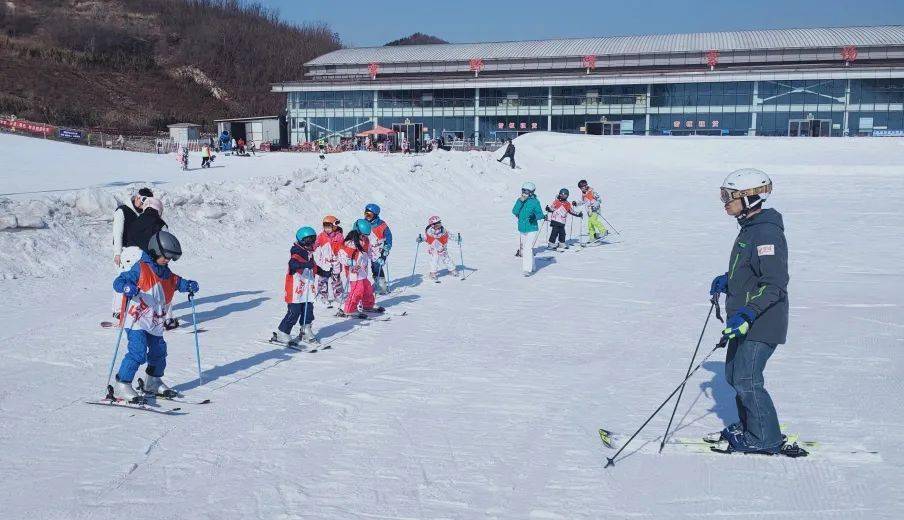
[427,215,442,226]
[521,181,536,193]
[720,168,772,214]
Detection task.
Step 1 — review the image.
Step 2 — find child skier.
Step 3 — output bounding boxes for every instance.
[576,179,607,243]
[112,230,199,402]
[314,215,345,307]
[337,219,385,317]
[545,188,582,250]
[364,203,393,294]
[273,226,321,346]
[422,215,459,280]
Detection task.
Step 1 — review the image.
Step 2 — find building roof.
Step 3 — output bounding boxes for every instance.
[167,123,200,128]
[214,116,281,123]
[307,25,904,66]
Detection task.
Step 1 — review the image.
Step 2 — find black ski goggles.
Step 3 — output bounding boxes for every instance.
[521,189,533,196]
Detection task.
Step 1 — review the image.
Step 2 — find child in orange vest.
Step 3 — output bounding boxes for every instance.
[273,226,321,346]
[112,231,198,402]
[314,215,345,306]
[422,215,459,280]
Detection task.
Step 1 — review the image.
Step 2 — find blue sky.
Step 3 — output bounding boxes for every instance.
[260,0,904,47]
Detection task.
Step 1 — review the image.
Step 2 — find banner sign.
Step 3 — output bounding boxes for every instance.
[0,118,55,135]
[59,128,83,140]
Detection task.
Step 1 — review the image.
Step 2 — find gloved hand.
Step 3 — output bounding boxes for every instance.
[122,281,139,296]
[545,205,552,212]
[722,307,755,340]
[185,280,200,294]
[416,235,424,243]
[710,273,728,296]
[576,211,583,217]
[380,251,388,262]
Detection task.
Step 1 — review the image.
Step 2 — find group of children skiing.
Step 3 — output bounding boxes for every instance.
[543,179,609,251]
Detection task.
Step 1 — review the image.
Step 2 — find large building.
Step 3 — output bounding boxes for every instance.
[272,25,904,146]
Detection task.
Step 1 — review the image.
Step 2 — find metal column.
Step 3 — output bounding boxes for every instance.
[547,87,553,131]
[645,84,652,135]
[373,90,379,128]
[748,81,759,136]
[843,79,851,136]
[474,88,480,146]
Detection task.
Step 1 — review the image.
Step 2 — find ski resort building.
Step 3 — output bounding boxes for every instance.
[272,25,904,146]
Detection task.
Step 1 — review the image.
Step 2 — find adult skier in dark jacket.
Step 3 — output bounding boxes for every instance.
[709,168,790,454]
[498,139,516,169]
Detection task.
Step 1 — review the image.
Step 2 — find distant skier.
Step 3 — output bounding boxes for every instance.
[422,215,459,280]
[512,182,546,276]
[498,139,515,168]
[545,188,582,250]
[576,179,607,243]
[317,138,326,160]
[273,226,321,345]
[110,187,153,320]
[201,144,213,168]
[364,203,393,294]
[314,215,345,306]
[111,230,198,402]
[708,168,792,455]
[178,144,189,171]
[337,219,385,317]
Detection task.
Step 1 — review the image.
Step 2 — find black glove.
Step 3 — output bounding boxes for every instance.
[545,205,552,212]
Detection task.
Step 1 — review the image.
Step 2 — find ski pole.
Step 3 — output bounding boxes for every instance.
[600,213,620,235]
[106,296,132,386]
[579,214,586,245]
[383,258,391,292]
[188,292,203,386]
[605,337,728,468]
[411,235,422,278]
[456,233,464,270]
[300,268,312,335]
[658,297,718,453]
[569,214,574,244]
[531,220,547,249]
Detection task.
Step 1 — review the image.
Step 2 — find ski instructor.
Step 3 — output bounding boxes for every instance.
[709,168,790,455]
[512,182,546,276]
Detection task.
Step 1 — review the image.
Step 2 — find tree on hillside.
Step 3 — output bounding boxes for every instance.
[385,32,448,46]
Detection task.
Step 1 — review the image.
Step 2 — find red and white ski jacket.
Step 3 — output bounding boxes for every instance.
[314,230,344,271]
[547,199,578,224]
[425,226,451,256]
[284,244,316,304]
[338,236,372,282]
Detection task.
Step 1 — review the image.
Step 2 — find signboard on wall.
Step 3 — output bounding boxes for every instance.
[59,128,83,140]
[873,129,904,137]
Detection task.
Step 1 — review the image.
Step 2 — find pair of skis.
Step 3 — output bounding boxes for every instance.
[598,427,813,459]
[86,380,211,415]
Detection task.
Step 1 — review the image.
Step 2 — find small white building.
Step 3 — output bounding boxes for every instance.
[215,116,287,148]
[167,123,201,145]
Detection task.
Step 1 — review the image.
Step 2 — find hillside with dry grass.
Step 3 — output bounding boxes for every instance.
[0,0,340,132]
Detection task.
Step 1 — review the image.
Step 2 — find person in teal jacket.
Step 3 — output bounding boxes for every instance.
[512,182,547,276]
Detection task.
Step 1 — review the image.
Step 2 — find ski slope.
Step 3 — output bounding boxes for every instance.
[1,131,903,519]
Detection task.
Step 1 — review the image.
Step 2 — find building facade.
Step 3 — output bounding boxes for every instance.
[272,26,904,146]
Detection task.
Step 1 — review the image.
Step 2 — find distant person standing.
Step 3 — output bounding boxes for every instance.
[498,139,516,169]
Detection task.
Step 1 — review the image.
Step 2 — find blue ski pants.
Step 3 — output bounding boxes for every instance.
[117,329,167,383]
[724,339,783,450]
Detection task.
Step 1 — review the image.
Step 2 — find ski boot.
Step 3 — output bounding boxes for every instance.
[712,430,783,455]
[365,306,386,314]
[559,241,568,250]
[302,324,320,344]
[429,272,438,281]
[163,318,180,331]
[272,330,293,345]
[144,375,179,398]
[547,242,557,251]
[703,422,743,443]
[451,269,460,277]
[114,377,144,404]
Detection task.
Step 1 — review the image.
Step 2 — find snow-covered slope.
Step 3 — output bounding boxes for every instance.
[1,132,903,519]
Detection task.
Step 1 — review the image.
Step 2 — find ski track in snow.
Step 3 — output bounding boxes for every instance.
[1,132,903,518]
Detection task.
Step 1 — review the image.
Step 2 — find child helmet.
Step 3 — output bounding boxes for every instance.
[322,215,339,226]
[148,230,182,261]
[558,188,569,198]
[295,226,316,242]
[427,215,441,226]
[142,196,163,216]
[521,182,536,193]
[355,218,372,235]
[364,203,381,217]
